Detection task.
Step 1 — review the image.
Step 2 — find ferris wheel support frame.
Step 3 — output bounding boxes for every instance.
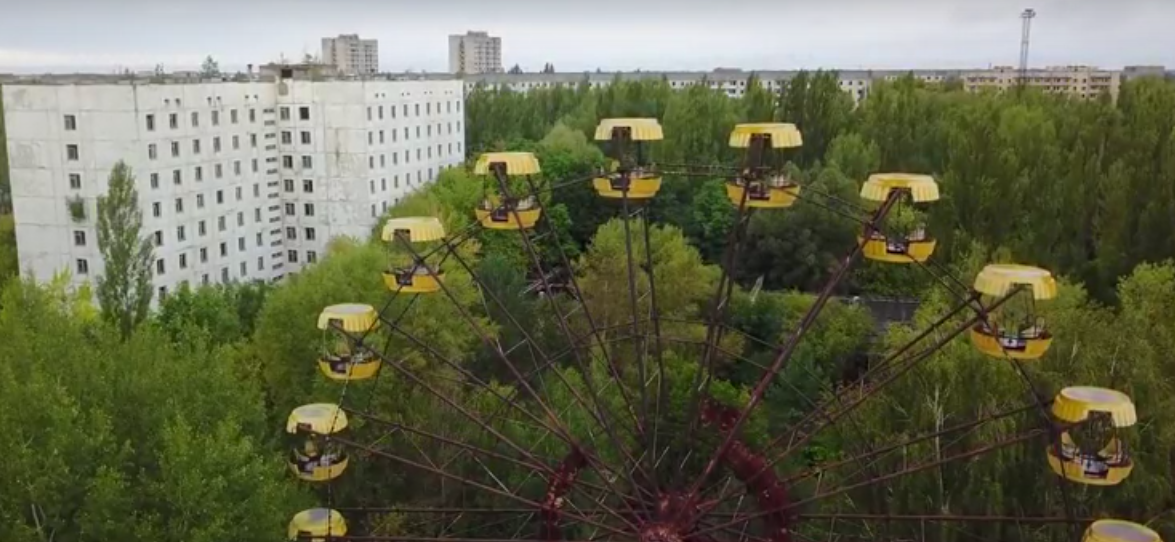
[291,127,1145,542]
[683,189,903,511]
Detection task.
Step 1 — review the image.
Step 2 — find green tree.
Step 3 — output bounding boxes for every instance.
[95,161,154,339]
[0,276,309,542]
[0,214,16,284]
[200,56,221,78]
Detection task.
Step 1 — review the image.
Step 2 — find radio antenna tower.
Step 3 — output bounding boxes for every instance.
[1019,8,1036,87]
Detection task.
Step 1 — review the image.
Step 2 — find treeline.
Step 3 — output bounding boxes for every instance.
[466,72,1175,301]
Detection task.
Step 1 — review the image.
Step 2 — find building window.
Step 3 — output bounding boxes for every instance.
[286,227,296,239]
[379,130,385,144]
[303,179,313,193]
[240,261,248,277]
[426,103,431,115]
[280,107,290,121]
[257,257,264,271]
[197,194,205,209]
[218,216,226,231]
[152,202,162,218]
[304,203,315,216]
[250,133,258,148]
[254,208,262,223]
[212,110,220,126]
[213,137,221,153]
[199,220,207,236]
[232,135,240,150]
[284,203,295,215]
[252,159,259,173]
[380,178,387,191]
[237,211,244,226]
[234,161,242,176]
[403,104,408,117]
[394,175,399,188]
[177,225,186,242]
[367,107,372,121]
[221,268,229,283]
[156,259,166,275]
[153,230,164,246]
[404,126,409,140]
[73,230,86,246]
[64,114,77,131]
[237,237,245,251]
[169,113,178,129]
[69,173,82,189]
[416,126,421,138]
[301,131,311,145]
[148,144,157,160]
[288,250,299,263]
[220,242,228,256]
[299,106,310,120]
[307,250,318,263]
[283,179,294,192]
[380,154,386,167]
[76,258,89,275]
[305,227,317,241]
[191,111,200,127]
[230,109,239,124]
[173,169,182,185]
[427,125,432,137]
[215,164,223,179]
[369,180,375,194]
[200,248,208,263]
[146,114,156,131]
[175,197,184,213]
[415,104,420,116]
[150,173,160,189]
[249,109,256,123]
[301,156,312,169]
[282,156,293,169]
[281,131,292,144]
[180,253,188,269]
[195,166,203,182]
[369,156,374,169]
[193,139,202,154]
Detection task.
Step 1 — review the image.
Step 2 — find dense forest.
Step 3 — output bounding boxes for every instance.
[1,73,1175,542]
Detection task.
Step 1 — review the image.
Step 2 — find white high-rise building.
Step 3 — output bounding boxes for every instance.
[321,34,380,75]
[2,74,465,299]
[448,31,502,75]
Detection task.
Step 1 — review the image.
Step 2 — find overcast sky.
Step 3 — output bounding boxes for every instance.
[1,0,1172,74]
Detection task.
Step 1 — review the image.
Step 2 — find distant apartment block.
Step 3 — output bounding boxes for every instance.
[1,70,464,299]
[461,66,1127,105]
[322,34,380,75]
[448,31,502,74]
[962,65,1120,100]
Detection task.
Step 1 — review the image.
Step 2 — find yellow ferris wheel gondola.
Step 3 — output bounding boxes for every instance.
[858,173,940,264]
[317,303,381,381]
[1082,519,1163,542]
[970,264,1058,360]
[380,217,446,294]
[286,403,350,482]
[593,118,664,199]
[288,508,348,542]
[725,123,803,209]
[1047,386,1137,486]
[474,152,543,230]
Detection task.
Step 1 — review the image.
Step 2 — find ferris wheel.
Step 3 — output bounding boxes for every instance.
[283,119,1159,542]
